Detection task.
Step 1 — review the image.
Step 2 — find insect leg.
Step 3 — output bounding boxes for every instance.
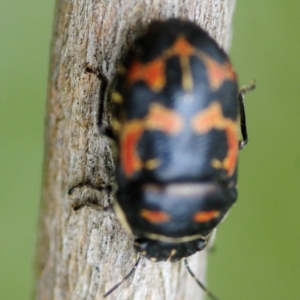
[238,81,256,150]
[68,181,113,211]
[84,65,114,138]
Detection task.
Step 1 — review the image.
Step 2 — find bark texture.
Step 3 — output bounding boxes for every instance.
[35,1,236,299]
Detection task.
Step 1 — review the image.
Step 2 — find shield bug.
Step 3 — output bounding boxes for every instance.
[70,18,254,299]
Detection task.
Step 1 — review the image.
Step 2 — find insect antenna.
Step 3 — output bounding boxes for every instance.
[184,258,220,300]
[104,254,142,297]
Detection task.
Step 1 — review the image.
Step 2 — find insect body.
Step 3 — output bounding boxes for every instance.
[110,19,247,263]
[71,18,254,299]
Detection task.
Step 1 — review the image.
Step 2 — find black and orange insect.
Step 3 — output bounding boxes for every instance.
[70,18,255,299]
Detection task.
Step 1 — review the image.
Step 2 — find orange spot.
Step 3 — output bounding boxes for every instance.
[120,121,144,177]
[201,53,236,89]
[193,210,220,223]
[191,102,224,133]
[169,37,195,56]
[145,103,184,134]
[191,102,239,176]
[222,122,239,175]
[127,59,165,91]
[120,104,184,177]
[140,209,171,223]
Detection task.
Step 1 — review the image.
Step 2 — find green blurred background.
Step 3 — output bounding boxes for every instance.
[1,1,299,299]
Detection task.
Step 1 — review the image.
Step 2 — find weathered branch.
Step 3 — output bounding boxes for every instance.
[34,1,236,299]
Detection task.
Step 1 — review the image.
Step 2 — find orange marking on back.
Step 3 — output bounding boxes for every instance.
[222,122,239,175]
[193,210,220,223]
[191,102,239,176]
[120,121,144,177]
[127,59,165,91]
[145,103,184,134]
[169,37,195,56]
[140,209,171,223]
[200,53,236,89]
[191,102,224,133]
[167,37,195,92]
[120,104,184,177]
